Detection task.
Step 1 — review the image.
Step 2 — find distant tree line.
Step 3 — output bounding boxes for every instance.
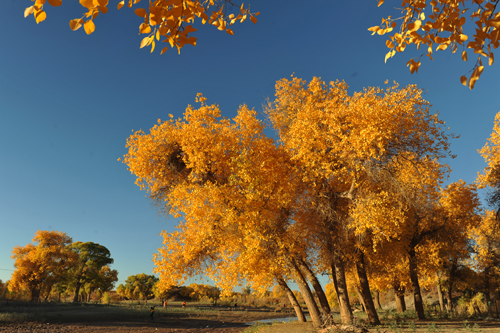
[5,230,118,303]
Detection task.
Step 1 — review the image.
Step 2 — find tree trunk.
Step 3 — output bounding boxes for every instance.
[332,259,354,324]
[276,276,306,322]
[436,281,445,312]
[296,258,331,316]
[393,284,406,313]
[30,287,41,303]
[355,254,380,325]
[354,285,366,312]
[373,290,382,310]
[446,262,456,312]
[73,280,82,303]
[289,260,323,327]
[408,249,425,319]
[485,266,492,317]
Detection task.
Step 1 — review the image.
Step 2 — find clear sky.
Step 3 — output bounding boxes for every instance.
[0,1,499,288]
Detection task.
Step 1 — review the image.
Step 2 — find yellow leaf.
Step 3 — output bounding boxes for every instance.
[377,0,384,7]
[436,44,448,51]
[250,15,257,24]
[80,0,94,9]
[69,19,83,31]
[24,6,35,18]
[35,10,46,24]
[117,0,124,10]
[135,8,147,18]
[226,28,234,35]
[460,75,467,86]
[385,51,391,63]
[140,36,150,48]
[47,0,62,6]
[139,23,151,34]
[160,47,168,55]
[489,52,494,66]
[408,20,421,32]
[459,34,468,42]
[151,40,155,53]
[386,40,394,48]
[84,20,95,35]
[461,50,467,61]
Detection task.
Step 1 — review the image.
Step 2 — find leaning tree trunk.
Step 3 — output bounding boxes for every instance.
[374,290,382,310]
[296,258,331,316]
[354,285,366,312]
[289,260,323,327]
[436,280,445,312]
[331,259,354,325]
[355,254,380,325]
[276,276,306,322]
[393,283,406,313]
[408,249,425,319]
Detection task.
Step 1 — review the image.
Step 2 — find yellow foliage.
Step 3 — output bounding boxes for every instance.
[373,0,499,88]
[9,231,77,302]
[23,0,258,53]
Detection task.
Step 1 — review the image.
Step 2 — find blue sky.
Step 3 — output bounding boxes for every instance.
[0,1,499,288]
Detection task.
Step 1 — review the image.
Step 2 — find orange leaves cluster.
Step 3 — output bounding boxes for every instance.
[372,0,499,88]
[266,76,452,186]
[24,0,258,54]
[123,77,464,299]
[9,231,77,301]
[478,111,500,189]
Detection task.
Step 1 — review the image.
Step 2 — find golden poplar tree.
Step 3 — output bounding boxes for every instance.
[9,230,77,302]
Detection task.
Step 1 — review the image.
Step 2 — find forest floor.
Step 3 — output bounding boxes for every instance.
[0,301,295,333]
[2,302,500,332]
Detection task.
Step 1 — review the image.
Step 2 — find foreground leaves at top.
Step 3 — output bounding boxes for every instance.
[372,0,499,89]
[24,0,259,54]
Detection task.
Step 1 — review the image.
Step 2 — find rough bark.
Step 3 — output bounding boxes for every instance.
[30,287,41,303]
[436,279,445,312]
[296,258,331,316]
[276,276,306,322]
[446,262,457,312]
[485,266,492,316]
[408,249,425,319]
[355,254,380,325]
[290,260,323,327]
[354,285,366,312]
[393,283,406,313]
[332,259,354,324]
[373,290,382,310]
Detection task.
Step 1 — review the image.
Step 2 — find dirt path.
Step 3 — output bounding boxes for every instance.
[0,319,250,332]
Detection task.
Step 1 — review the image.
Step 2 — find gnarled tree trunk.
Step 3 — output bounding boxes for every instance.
[436,280,445,312]
[331,259,354,325]
[296,258,331,316]
[409,249,425,319]
[355,253,380,325]
[374,290,382,310]
[393,283,406,313]
[289,260,323,327]
[276,276,306,322]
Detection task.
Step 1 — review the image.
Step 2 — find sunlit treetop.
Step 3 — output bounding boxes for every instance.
[24,0,259,54]
[478,111,500,189]
[266,76,454,187]
[371,0,499,89]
